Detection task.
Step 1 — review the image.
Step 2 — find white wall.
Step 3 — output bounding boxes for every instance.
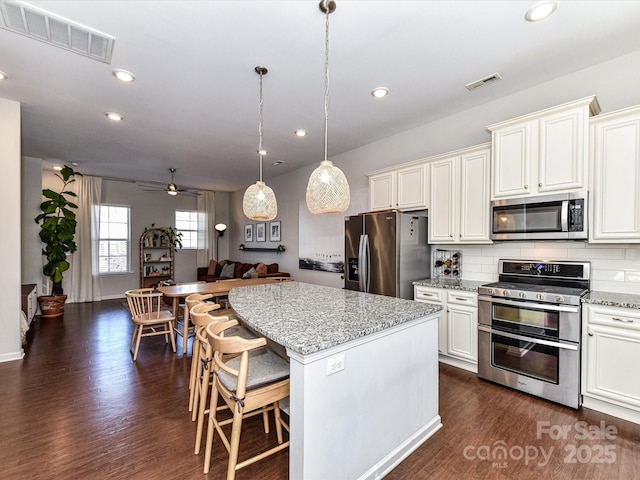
[0,98,23,362]
[228,48,640,294]
[21,156,42,291]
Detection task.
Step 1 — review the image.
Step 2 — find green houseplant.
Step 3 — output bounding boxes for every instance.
[35,165,81,317]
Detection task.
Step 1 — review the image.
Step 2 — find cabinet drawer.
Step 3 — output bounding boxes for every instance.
[585,305,640,332]
[414,287,444,303]
[447,290,478,307]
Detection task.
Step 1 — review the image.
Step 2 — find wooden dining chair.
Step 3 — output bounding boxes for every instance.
[203,319,290,478]
[125,288,176,361]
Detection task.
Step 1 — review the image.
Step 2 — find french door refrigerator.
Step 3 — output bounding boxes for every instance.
[345,211,431,299]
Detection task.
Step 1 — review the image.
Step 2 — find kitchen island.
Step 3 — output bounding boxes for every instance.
[229,281,442,480]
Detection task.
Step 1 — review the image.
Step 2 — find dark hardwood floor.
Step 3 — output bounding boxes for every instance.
[1,299,638,479]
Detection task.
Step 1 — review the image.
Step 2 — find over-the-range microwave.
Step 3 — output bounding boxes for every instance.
[490,191,587,241]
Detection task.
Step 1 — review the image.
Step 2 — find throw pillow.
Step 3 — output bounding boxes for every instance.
[256,263,267,276]
[220,262,235,279]
[266,263,279,274]
[207,260,218,276]
[242,267,257,279]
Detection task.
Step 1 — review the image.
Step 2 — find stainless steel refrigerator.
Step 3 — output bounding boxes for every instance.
[345,211,431,299]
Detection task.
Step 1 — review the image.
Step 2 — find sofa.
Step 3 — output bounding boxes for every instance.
[197,259,290,282]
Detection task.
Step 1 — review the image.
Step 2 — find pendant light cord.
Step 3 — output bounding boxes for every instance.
[324,6,330,164]
[258,70,264,182]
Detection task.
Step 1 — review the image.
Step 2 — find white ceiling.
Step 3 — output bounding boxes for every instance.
[2,0,640,192]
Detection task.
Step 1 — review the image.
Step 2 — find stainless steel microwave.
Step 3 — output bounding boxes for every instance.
[490,191,588,240]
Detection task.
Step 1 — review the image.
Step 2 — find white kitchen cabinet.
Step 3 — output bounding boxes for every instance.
[368,163,428,211]
[488,96,600,200]
[414,285,478,372]
[582,304,640,424]
[590,105,640,242]
[446,291,477,364]
[429,144,492,244]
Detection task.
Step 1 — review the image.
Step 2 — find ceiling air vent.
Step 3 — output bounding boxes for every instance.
[465,73,502,91]
[0,0,115,63]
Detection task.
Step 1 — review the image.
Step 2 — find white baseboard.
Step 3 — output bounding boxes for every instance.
[0,349,25,363]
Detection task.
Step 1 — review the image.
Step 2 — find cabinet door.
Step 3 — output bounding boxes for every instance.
[459,148,491,242]
[491,121,531,199]
[369,171,396,211]
[591,109,640,242]
[397,164,428,210]
[414,287,446,353]
[429,158,456,243]
[585,323,640,408]
[447,304,477,363]
[538,108,587,193]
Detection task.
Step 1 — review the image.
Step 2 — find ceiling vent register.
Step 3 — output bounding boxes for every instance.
[0,0,115,63]
[465,72,502,91]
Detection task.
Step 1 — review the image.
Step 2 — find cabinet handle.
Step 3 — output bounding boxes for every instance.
[524,185,529,189]
[538,182,543,188]
[450,234,453,238]
[612,317,633,323]
[588,331,593,336]
[455,297,468,302]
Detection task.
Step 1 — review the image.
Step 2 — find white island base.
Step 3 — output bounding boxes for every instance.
[287,314,441,480]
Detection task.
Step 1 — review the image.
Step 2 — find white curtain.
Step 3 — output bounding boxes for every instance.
[196,190,216,266]
[63,175,102,303]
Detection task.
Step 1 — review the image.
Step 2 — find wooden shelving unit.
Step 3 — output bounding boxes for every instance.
[140,227,175,288]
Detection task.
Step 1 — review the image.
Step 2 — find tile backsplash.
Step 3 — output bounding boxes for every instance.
[439,241,640,294]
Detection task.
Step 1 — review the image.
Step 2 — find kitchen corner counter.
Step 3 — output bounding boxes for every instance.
[582,290,640,310]
[413,278,486,292]
[229,281,441,355]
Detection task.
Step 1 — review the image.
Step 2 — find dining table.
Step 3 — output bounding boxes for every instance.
[157,277,289,353]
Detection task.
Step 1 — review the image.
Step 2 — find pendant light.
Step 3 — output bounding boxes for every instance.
[306,0,350,215]
[243,66,278,221]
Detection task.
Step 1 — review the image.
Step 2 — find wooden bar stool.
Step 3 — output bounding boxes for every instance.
[125,288,176,361]
[186,293,214,413]
[203,319,290,478]
[191,303,255,455]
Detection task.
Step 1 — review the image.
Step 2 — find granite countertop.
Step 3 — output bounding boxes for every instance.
[228,282,442,355]
[582,291,640,310]
[413,278,486,292]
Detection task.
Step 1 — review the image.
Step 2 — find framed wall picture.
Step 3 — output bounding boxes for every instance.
[256,223,266,242]
[244,224,253,242]
[269,221,281,242]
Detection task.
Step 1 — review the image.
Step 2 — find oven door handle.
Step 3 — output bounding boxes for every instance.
[478,325,579,351]
[477,295,580,313]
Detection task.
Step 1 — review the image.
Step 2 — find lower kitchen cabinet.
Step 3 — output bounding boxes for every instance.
[414,285,478,372]
[582,304,640,424]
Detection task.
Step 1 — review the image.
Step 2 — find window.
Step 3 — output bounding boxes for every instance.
[175,210,199,249]
[99,205,130,274]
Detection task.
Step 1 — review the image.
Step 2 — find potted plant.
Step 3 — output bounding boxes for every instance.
[35,165,81,318]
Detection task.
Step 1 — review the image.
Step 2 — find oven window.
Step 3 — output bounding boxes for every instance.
[492,202,562,234]
[491,333,559,384]
[493,304,558,336]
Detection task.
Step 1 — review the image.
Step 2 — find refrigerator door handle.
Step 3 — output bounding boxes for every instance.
[359,234,370,293]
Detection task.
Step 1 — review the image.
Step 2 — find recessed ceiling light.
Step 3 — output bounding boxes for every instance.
[525,1,558,22]
[0,71,7,80]
[112,69,136,82]
[371,87,390,98]
[294,130,307,137]
[53,166,63,171]
[106,112,123,121]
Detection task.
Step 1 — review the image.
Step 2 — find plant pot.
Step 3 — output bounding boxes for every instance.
[38,295,67,319]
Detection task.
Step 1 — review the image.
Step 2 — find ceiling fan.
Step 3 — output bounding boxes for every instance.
[139,168,200,196]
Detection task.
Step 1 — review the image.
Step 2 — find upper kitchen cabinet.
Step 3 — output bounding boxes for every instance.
[487,96,601,200]
[429,144,492,244]
[368,162,428,211]
[590,105,640,243]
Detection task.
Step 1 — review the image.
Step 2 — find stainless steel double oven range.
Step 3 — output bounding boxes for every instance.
[478,260,590,409]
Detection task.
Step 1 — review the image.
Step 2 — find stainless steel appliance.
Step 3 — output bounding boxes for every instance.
[345,211,430,299]
[490,191,587,241]
[477,259,590,409]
